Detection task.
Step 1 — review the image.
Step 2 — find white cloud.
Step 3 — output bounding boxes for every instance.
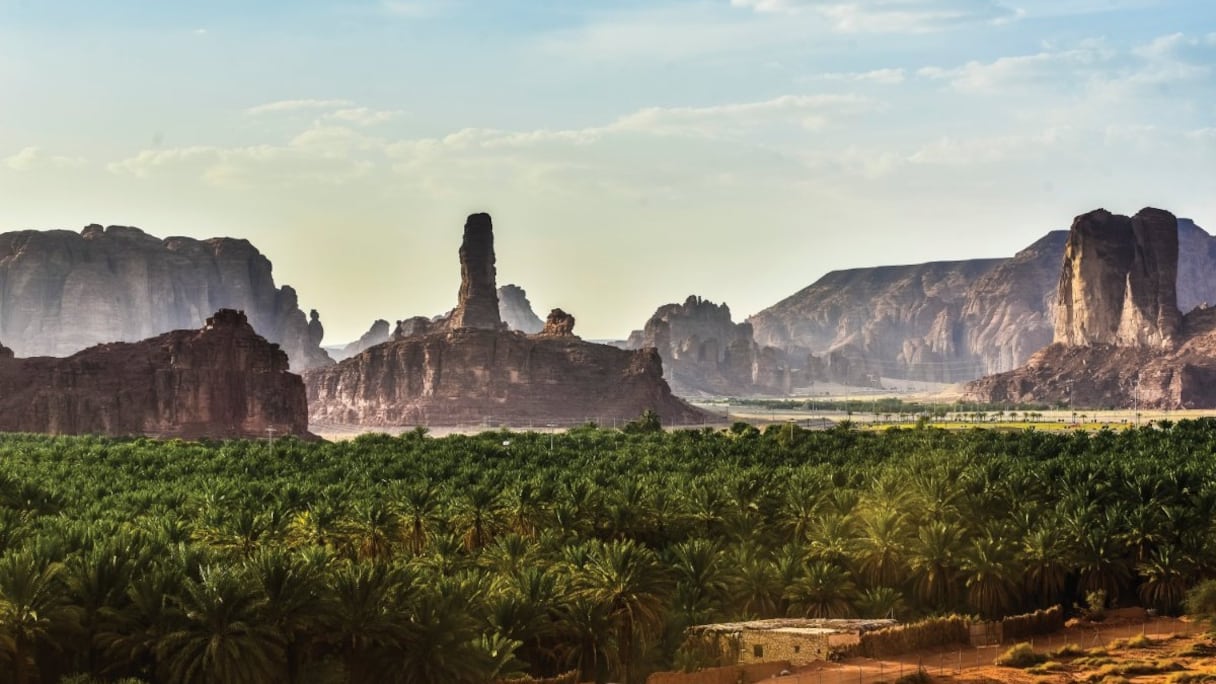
[4,146,88,171]
[907,128,1069,165]
[730,0,1017,32]
[245,99,355,116]
[918,42,1115,92]
[608,94,876,136]
[813,67,906,84]
[324,107,403,126]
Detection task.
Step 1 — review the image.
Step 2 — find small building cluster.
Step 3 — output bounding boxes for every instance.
[684,618,896,668]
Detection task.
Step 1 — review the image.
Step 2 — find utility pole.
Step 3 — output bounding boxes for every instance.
[1135,372,1141,426]
[266,427,276,456]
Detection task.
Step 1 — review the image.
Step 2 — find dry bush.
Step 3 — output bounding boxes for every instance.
[996,642,1047,668]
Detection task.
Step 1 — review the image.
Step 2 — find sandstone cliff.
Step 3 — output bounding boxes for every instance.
[305,214,704,427]
[0,224,333,370]
[0,309,311,438]
[965,208,1216,409]
[748,217,1216,383]
[1054,208,1181,347]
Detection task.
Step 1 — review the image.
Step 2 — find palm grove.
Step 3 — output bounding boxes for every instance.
[1,419,1215,683]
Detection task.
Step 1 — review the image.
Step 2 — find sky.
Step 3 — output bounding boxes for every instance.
[1,0,1214,343]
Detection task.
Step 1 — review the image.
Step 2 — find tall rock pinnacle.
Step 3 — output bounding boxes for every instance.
[448,213,502,330]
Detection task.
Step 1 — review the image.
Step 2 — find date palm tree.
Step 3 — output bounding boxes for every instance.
[573,539,671,684]
[156,565,282,684]
[0,550,79,684]
[784,561,857,618]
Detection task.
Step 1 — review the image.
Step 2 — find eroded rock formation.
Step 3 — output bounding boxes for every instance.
[448,213,501,331]
[966,208,1216,408]
[748,216,1216,383]
[0,224,333,370]
[1054,208,1181,348]
[304,214,704,427]
[499,285,544,334]
[0,309,310,438]
[542,309,577,337]
[627,296,881,396]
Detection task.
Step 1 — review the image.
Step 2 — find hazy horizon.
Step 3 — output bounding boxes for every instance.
[2,0,1213,343]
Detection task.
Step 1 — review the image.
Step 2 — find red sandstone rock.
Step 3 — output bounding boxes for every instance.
[448,213,502,331]
[304,214,705,427]
[1055,208,1181,348]
[965,208,1216,408]
[0,309,311,438]
[541,309,577,337]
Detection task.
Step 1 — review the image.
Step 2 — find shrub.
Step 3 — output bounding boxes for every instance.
[1086,590,1108,622]
[1027,660,1067,674]
[893,670,933,684]
[1186,580,1216,632]
[995,642,1047,668]
[1049,643,1085,658]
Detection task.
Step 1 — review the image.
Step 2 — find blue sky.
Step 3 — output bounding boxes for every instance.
[1,0,1214,343]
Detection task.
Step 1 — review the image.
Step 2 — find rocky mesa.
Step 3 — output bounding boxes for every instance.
[0,309,311,438]
[748,217,1216,383]
[0,224,333,370]
[965,208,1216,409]
[304,214,704,427]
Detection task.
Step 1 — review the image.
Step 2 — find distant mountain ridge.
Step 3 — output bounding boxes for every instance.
[0,224,333,370]
[747,218,1215,383]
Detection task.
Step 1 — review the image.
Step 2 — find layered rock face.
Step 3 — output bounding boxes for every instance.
[0,309,310,438]
[305,214,704,427]
[1054,208,1181,348]
[749,216,1216,383]
[966,208,1216,408]
[749,259,999,383]
[0,224,333,370]
[499,285,544,334]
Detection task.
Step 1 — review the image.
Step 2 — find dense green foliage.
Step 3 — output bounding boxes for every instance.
[2,420,1216,682]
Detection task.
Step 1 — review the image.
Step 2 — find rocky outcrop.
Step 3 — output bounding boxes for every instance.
[304,214,705,427]
[626,296,881,396]
[966,208,1216,408]
[0,309,310,438]
[0,224,333,370]
[748,216,1216,383]
[542,309,577,337]
[334,319,391,361]
[448,213,501,331]
[499,285,544,334]
[1054,208,1181,348]
[392,316,434,340]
